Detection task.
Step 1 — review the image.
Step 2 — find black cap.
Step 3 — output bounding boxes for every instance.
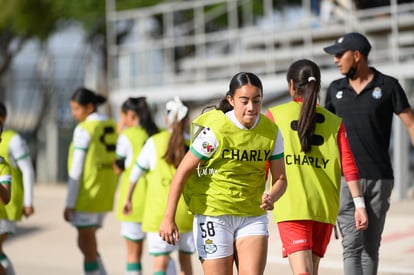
[323,32,371,57]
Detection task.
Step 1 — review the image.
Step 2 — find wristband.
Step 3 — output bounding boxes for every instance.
[353,196,366,209]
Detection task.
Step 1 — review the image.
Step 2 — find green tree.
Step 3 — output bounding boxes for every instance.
[0,0,302,104]
[0,0,301,80]
[0,0,164,92]
[0,0,62,77]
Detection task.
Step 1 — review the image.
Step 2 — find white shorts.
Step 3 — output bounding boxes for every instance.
[147,232,195,255]
[121,222,146,241]
[71,211,106,228]
[0,220,16,234]
[193,214,269,260]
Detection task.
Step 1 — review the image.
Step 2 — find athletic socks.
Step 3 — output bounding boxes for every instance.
[126,262,142,275]
[0,254,16,275]
[97,255,107,275]
[166,257,177,275]
[84,255,107,275]
[153,257,175,275]
[84,261,99,275]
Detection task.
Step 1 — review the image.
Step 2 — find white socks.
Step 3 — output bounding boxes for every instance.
[166,257,177,275]
[0,254,16,275]
[97,255,107,275]
[84,255,107,275]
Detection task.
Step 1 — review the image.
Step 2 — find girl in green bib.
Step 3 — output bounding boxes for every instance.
[0,121,12,275]
[63,87,118,275]
[159,72,287,275]
[124,97,194,275]
[267,59,368,275]
[0,102,34,275]
[114,97,159,275]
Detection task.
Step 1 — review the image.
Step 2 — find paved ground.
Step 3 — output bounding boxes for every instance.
[4,183,414,275]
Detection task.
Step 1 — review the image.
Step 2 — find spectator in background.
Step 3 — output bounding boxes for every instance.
[0,102,35,275]
[323,32,414,275]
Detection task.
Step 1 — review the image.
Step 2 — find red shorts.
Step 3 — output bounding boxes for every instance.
[277,220,333,258]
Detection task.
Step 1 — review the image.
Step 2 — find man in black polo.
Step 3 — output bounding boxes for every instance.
[323,32,414,275]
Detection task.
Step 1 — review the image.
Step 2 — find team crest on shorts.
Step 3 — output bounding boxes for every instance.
[204,239,217,254]
[372,87,382,99]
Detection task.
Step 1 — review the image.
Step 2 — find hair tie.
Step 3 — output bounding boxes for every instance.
[308,76,316,83]
[166,96,188,125]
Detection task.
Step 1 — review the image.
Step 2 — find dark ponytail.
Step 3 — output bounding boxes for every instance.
[71,87,106,111]
[121,97,159,137]
[287,59,321,153]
